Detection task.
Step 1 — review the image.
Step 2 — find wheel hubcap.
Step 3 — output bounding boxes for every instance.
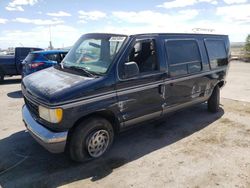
[87,130,110,158]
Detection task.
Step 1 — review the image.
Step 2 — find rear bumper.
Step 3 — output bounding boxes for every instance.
[22,105,68,153]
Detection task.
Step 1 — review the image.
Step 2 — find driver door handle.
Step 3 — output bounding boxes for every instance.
[159,84,165,94]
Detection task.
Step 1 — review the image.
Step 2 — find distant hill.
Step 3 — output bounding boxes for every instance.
[231,42,245,48]
[230,42,250,62]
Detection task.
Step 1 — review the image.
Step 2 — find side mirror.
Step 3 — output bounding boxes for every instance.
[123,61,139,79]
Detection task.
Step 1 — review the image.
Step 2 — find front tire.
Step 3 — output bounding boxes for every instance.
[207,85,220,113]
[68,116,114,162]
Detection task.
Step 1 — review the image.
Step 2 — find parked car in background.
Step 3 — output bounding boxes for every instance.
[0,47,43,83]
[22,33,230,162]
[22,50,68,77]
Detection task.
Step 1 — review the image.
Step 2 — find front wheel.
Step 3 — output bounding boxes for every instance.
[68,116,114,162]
[207,85,220,113]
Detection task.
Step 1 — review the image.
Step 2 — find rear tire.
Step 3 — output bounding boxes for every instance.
[0,69,4,84]
[68,116,114,162]
[207,85,220,113]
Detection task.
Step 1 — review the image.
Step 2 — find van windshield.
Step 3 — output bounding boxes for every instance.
[62,35,127,76]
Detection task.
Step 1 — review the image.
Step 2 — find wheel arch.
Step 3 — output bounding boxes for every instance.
[68,109,121,138]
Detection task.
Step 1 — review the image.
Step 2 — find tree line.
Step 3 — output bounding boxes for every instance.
[245,34,250,62]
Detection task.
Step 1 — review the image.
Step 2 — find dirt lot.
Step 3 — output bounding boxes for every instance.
[0,61,250,188]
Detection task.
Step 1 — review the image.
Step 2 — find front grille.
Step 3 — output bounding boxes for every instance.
[24,97,39,118]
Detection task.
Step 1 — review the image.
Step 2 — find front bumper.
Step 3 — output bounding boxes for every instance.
[22,105,68,153]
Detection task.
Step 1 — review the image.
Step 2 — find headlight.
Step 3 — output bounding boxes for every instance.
[38,105,63,123]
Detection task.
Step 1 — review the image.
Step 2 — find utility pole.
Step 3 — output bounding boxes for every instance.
[48,25,53,50]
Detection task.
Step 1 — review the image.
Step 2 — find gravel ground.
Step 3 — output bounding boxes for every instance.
[0,61,250,188]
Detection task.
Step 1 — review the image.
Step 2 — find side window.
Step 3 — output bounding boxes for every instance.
[17,48,33,61]
[165,40,202,77]
[62,53,67,59]
[44,54,58,62]
[57,53,64,63]
[127,39,158,74]
[205,39,228,69]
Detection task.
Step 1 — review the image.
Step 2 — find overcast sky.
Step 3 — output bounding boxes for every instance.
[0,0,249,49]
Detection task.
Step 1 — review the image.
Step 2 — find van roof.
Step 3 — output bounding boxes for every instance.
[83,32,228,38]
[131,33,228,37]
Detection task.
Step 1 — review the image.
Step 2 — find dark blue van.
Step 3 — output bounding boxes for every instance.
[22,33,230,162]
[22,50,68,77]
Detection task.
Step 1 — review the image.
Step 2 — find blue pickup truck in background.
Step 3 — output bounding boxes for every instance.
[0,47,43,83]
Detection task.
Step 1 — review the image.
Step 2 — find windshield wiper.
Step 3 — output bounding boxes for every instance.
[66,65,97,78]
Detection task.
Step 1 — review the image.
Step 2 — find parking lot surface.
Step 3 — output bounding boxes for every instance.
[0,61,250,188]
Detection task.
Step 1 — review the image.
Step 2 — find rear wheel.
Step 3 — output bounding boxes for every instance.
[207,85,220,113]
[68,116,114,162]
[0,69,4,84]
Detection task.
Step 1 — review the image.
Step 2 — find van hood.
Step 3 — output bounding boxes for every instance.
[22,67,94,104]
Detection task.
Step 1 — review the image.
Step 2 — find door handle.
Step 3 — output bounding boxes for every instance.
[159,84,166,99]
[159,84,165,94]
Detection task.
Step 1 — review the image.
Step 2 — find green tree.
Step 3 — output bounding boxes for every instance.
[244,34,250,61]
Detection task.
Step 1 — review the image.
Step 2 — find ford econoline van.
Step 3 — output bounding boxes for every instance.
[22,33,230,162]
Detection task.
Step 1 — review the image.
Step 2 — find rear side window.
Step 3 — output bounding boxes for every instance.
[44,54,58,61]
[204,39,228,69]
[165,40,202,77]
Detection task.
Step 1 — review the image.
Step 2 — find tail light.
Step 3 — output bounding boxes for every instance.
[29,62,45,69]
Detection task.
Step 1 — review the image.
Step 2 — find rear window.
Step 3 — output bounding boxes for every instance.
[165,39,202,77]
[204,39,228,69]
[24,53,38,63]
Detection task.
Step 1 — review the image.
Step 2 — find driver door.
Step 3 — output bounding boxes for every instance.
[116,38,166,128]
